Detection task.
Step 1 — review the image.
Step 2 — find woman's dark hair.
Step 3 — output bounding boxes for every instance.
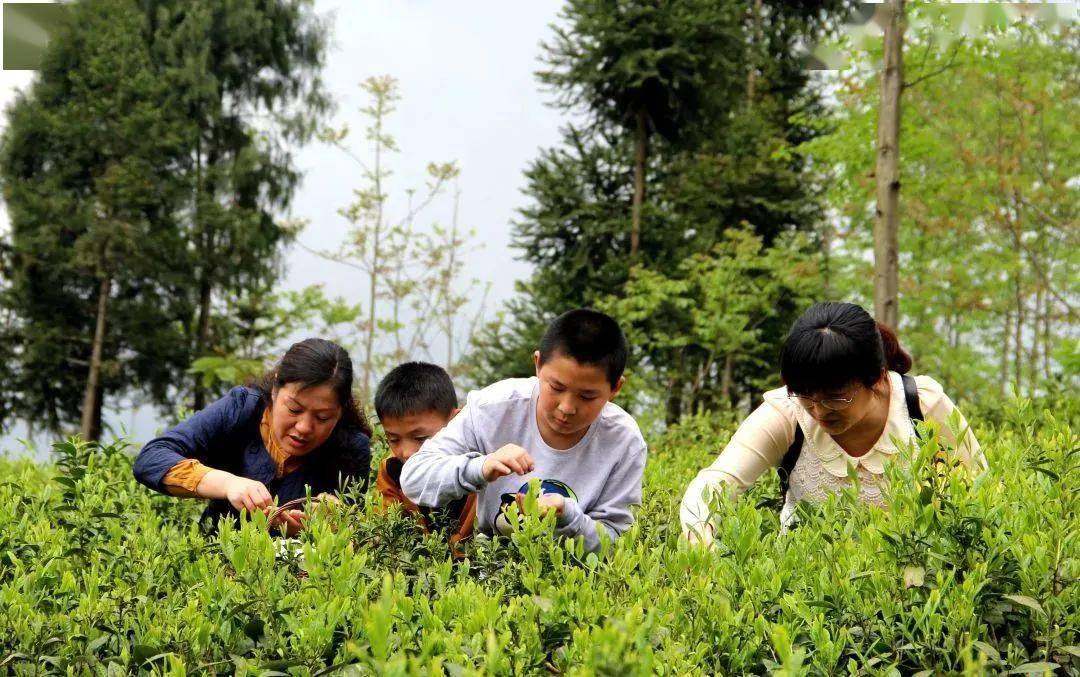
[255,338,372,438]
[780,302,912,394]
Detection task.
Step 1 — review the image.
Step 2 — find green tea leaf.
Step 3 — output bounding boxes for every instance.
[1002,595,1045,615]
[0,654,30,668]
[972,640,1000,662]
[1008,662,1059,675]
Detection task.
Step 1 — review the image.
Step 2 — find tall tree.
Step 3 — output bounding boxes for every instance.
[873,0,905,328]
[0,0,332,437]
[801,11,1078,405]
[0,0,190,439]
[538,0,742,258]
[145,0,332,409]
[465,1,851,416]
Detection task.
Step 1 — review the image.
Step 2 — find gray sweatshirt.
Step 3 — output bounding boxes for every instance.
[399,377,647,553]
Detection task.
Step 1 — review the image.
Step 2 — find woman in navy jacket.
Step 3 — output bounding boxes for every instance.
[134,338,372,534]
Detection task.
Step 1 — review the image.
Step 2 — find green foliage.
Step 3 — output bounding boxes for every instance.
[1,400,1076,673]
[600,226,822,415]
[799,14,1078,406]
[539,0,742,142]
[0,0,332,433]
[188,284,361,393]
[465,1,851,412]
[145,0,332,410]
[0,0,192,436]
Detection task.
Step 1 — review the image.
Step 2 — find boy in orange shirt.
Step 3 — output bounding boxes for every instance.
[374,362,476,549]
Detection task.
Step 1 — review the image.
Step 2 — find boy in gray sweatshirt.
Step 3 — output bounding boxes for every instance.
[400,309,647,554]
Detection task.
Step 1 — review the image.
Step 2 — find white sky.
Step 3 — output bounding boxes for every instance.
[1,1,568,456]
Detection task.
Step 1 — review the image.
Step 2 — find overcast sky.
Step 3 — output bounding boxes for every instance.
[290,1,566,299]
[0,1,569,456]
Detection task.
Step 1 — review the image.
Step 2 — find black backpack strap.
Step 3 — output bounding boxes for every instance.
[777,423,804,502]
[901,373,924,438]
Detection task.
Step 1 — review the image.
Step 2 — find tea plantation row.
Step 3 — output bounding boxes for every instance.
[1,399,1076,675]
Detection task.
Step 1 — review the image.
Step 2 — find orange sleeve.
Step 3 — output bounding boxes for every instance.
[376,458,417,512]
[161,458,213,497]
[449,493,478,557]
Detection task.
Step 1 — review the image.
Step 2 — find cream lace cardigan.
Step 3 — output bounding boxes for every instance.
[680,372,986,540]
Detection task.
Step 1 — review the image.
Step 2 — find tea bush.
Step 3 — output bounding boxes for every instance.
[1,398,1076,675]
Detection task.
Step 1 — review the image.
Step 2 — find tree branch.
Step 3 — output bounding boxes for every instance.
[904,40,963,90]
[295,239,371,273]
[1017,195,1076,233]
[322,138,372,174]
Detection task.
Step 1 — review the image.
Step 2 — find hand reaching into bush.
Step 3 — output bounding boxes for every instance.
[267,508,307,536]
[195,470,273,512]
[516,491,564,518]
[482,444,535,481]
[224,476,273,512]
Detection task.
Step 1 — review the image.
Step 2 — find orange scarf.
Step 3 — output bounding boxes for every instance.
[260,407,306,479]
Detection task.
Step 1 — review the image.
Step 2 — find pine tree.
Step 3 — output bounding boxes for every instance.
[0,0,190,438]
[539,0,743,258]
[144,0,331,409]
[0,0,331,436]
[464,1,850,417]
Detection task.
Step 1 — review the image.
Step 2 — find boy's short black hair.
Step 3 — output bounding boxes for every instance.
[538,309,628,388]
[374,362,458,420]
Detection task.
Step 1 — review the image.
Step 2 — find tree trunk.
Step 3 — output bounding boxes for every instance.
[192,268,212,410]
[873,0,904,329]
[81,272,111,441]
[1000,308,1011,396]
[192,134,210,411]
[1013,194,1025,396]
[362,111,385,400]
[665,380,682,426]
[1042,294,1052,381]
[665,351,684,425]
[630,108,647,257]
[1031,284,1043,392]
[821,221,833,299]
[90,381,104,442]
[1014,266,1024,396]
[746,0,763,104]
[719,353,735,406]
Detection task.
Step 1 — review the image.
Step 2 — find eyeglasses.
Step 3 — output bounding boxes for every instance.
[787,388,859,412]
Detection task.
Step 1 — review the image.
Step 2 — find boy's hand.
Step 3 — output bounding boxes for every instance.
[683,522,716,547]
[516,492,564,517]
[482,444,535,482]
[224,476,273,512]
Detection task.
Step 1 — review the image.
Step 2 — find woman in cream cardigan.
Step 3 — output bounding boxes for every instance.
[680,302,986,543]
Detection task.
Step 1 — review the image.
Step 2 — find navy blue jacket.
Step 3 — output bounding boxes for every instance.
[133,386,371,530]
